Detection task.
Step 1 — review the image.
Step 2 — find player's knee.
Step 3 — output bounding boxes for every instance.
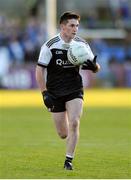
[58,132,68,139]
[61,134,68,139]
[70,118,79,130]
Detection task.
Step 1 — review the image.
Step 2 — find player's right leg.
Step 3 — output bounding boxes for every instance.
[52,112,68,139]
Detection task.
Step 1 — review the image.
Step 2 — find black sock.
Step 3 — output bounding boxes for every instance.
[66,156,73,162]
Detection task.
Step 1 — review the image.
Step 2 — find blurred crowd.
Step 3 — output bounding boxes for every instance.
[90,37,131,87]
[0,15,131,88]
[85,0,131,29]
[0,16,47,65]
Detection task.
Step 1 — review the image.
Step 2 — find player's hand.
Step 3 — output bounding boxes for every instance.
[42,91,54,111]
[82,56,100,73]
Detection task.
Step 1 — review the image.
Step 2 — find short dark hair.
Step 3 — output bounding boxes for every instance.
[59,11,80,24]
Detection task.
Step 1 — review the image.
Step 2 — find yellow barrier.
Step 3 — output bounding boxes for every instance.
[0,89,131,107]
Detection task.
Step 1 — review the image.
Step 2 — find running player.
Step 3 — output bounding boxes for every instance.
[36,11,100,170]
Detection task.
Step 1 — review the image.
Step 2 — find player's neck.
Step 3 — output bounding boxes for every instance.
[60,33,72,43]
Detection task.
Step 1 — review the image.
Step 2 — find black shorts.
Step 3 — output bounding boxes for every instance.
[50,90,83,113]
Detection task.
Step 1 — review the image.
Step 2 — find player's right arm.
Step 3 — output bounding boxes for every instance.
[35,65,46,93]
[36,43,55,110]
[36,65,54,111]
[36,44,52,92]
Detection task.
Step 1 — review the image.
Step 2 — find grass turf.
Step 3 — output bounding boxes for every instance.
[0,106,131,178]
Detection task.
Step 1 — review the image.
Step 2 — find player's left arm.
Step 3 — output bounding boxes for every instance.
[81,41,100,73]
[81,55,100,73]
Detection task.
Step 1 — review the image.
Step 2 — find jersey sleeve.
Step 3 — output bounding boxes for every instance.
[37,44,52,67]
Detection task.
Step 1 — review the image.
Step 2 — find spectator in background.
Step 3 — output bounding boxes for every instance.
[108,57,125,87]
[91,39,112,87]
[119,0,130,22]
[124,56,131,87]
[86,11,98,28]
[23,17,47,62]
[8,33,24,65]
[0,38,10,87]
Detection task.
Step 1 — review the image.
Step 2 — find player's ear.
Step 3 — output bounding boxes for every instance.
[60,23,67,31]
[60,23,64,30]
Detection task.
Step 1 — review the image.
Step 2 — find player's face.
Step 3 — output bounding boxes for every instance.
[61,19,79,41]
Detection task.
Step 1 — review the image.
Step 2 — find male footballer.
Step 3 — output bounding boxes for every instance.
[36,11,100,170]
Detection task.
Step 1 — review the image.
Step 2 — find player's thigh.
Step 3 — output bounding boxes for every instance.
[66,98,83,125]
[52,112,68,137]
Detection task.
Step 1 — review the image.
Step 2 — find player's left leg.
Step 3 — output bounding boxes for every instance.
[64,98,83,170]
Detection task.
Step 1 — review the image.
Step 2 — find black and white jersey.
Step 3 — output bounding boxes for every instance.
[37,34,94,97]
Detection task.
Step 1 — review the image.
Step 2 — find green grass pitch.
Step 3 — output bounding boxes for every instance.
[0,107,131,178]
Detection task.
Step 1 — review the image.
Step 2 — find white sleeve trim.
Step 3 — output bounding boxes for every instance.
[38,44,52,65]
